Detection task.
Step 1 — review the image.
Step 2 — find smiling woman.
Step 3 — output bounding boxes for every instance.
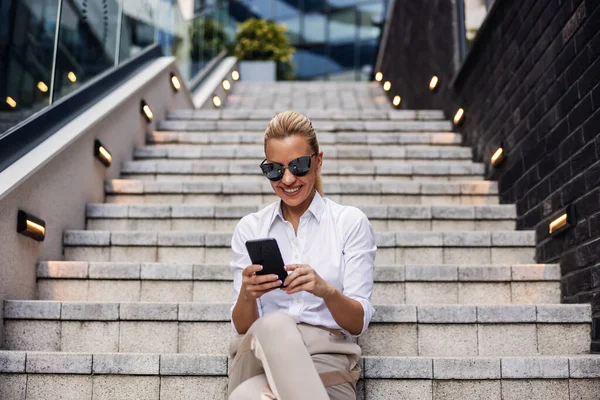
[227,111,377,400]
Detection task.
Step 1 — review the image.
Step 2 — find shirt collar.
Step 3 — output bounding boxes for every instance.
[269,191,325,227]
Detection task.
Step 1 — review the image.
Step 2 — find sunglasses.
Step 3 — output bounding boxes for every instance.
[260,152,318,181]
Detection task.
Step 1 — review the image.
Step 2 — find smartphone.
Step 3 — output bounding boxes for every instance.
[245,238,288,286]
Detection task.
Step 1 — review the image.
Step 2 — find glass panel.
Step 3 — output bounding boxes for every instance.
[53,0,120,101]
[274,0,300,19]
[357,2,382,41]
[277,15,301,45]
[119,0,158,63]
[0,0,59,134]
[328,7,356,43]
[240,0,273,20]
[303,13,326,44]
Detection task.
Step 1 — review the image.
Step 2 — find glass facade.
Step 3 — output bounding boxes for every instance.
[0,0,232,135]
[228,0,388,80]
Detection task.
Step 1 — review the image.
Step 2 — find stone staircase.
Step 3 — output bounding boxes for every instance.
[1,82,599,399]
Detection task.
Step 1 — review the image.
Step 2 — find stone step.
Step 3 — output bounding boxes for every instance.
[36,262,560,305]
[3,301,590,356]
[123,161,484,183]
[158,119,454,132]
[104,180,500,206]
[85,204,516,232]
[166,109,446,121]
[2,351,599,399]
[134,145,473,161]
[61,230,536,265]
[149,131,462,146]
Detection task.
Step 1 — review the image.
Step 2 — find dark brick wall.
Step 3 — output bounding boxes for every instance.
[448,0,600,351]
[375,0,459,110]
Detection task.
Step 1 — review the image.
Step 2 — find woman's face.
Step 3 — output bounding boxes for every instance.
[264,135,323,209]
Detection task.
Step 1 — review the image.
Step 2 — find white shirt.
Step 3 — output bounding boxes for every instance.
[229,191,376,337]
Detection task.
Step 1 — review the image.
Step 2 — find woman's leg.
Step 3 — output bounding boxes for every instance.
[229,374,275,400]
[228,312,329,400]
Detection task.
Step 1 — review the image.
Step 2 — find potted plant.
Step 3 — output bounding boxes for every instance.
[232,18,295,81]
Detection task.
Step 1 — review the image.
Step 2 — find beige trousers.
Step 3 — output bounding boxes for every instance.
[228,312,362,400]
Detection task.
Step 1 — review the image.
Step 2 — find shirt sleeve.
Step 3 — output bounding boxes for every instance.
[230,216,263,334]
[341,207,376,337]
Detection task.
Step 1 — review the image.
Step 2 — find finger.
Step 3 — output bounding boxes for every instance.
[286,281,313,295]
[247,280,282,292]
[285,275,312,292]
[284,264,301,271]
[243,264,263,276]
[245,274,279,285]
[284,266,307,286]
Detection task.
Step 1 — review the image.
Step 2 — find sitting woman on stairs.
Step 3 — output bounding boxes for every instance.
[228,111,376,400]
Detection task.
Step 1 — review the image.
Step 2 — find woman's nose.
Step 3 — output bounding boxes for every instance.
[281,168,296,185]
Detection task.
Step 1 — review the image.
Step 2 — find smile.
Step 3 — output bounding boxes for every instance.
[282,186,301,193]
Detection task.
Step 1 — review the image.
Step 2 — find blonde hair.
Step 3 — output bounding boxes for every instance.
[264,111,324,196]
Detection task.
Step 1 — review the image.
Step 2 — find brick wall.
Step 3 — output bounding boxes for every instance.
[374,0,459,110]
[448,0,600,351]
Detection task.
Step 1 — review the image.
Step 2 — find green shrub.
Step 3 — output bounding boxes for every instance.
[189,18,229,62]
[232,18,295,80]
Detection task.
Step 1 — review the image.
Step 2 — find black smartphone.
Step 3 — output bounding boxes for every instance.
[245,238,288,286]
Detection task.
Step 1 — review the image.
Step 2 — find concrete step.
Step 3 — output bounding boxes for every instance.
[148,131,462,146]
[158,119,454,132]
[61,230,536,265]
[2,351,599,399]
[85,204,516,232]
[104,179,500,206]
[36,262,560,305]
[3,301,590,356]
[123,160,484,183]
[166,109,446,121]
[134,144,473,161]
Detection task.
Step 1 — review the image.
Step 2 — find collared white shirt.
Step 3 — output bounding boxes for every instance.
[229,191,376,337]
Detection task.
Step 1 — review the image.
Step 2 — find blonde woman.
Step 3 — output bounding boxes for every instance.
[228,111,376,400]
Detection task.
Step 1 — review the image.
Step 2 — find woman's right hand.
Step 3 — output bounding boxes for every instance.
[240,264,282,300]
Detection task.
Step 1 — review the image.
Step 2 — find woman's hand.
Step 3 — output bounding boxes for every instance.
[240,264,282,300]
[282,264,335,298]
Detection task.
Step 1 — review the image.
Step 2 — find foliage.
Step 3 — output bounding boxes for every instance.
[189,18,229,61]
[232,18,295,80]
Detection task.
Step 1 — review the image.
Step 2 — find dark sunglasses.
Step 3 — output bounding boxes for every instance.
[260,152,318,181]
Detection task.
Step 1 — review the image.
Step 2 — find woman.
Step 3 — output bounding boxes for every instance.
[228,111,376,400]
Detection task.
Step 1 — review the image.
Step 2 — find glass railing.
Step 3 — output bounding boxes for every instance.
[0,0,233,136]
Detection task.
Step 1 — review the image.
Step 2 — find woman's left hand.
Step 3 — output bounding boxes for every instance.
[282,264,334,298]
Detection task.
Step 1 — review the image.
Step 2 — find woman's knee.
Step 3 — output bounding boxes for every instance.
[253,312,296,333]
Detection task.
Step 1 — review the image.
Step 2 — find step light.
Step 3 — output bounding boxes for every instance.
[393,96,401,107]
[549,204,576,236]
[491,143,505,167]
[170,73,181,91]
[429,76,439,91]
[212,95,222,108]
[453,108,465,125]
[232,70,240,81]
[222,79,231,91]
[37,81,49,93]
[68,72,77,83]
[375,72,383,82]
[140,100,153,122]
[383,81,392,91]
[6,96,17,108]
[94,139,112,167]
[17,210,46,242]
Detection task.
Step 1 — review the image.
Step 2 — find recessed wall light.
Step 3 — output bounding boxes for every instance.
[94,139,112,167]
[141,100,153,122]
[17,210,46,242]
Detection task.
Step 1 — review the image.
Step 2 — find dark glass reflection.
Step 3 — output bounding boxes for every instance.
[53,0,120,101]
[0,0,58,134]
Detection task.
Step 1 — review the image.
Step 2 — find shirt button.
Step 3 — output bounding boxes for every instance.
[295,298,302,304]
